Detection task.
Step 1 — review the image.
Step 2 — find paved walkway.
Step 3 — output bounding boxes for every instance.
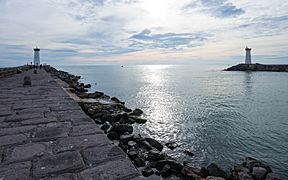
[0,69,140,180]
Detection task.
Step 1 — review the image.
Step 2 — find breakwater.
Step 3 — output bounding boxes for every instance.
[45,65,282,180]
[225,63,288,72]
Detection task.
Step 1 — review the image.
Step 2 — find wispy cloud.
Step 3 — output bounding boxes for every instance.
[129,29,210,49]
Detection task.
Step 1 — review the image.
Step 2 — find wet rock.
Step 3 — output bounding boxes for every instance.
[242,157,272,173]
[84,84,91,88]
[115,113,129,122]
[138,140,153,151]
[134,158,145,167]
[128,150,138,160]
[100,121,112,133]
[130,116,147,124]
[119,134,134,144]
[145,138,163,151]
[111,97,124,104]
[147,149,165,161]
[206,176,225,180]
[142,166,154,177]
[119,142,129,153]
[128,141,138,148]
[181,165,201,179]
[113,123,133,135]
[130,108,143,116]
[156,160,183,173]
[199,167,210,178]
[252,167,267,180]
[165,142,181,150]
[265,173,281,180]
[107,131,119,140]
[134,134,145,143]
[161,164,172,177]
[100,114,116,123]
[207,163,227,178]
[183,149,194,156]
[93,118,103,124]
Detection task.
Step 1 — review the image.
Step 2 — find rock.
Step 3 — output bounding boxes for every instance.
[119,142,128,153]
[119,134,134,144]
[165,142,181,150]
[156,160,183,173]
[199,167,210,178]
[142,166,154,177]
[128,150,138,160]
[115,113,129,122]
[181,165,201,179]
[207,163,227,178]
[252,167,268,180]
[128,141,138,148]
[183,149,194,156]
[147,149,165,161]
[242,157,272,173]
[119,117,135,124]
[100,114,116,123]
[130,108,143,116]
[134,134,145,143]
[100,121,111,133]
[130,116,147,124]
[237,171,254,180]
[161,164,172,177]
[134,158,145,167]
[206,176,226,180]
[138,140,153,151]
[107,131,119,140]
[84,84,91,88]
[265,173,281,180]
[111,97,124,104]
[145,138,163,151]
[113,124,133,135]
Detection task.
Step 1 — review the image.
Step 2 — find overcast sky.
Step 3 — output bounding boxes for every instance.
[0,0,287,66]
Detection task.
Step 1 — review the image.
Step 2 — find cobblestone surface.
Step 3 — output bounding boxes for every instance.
[0,69,140,179]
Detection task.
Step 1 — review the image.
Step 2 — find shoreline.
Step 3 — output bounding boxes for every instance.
[44,65,281,180]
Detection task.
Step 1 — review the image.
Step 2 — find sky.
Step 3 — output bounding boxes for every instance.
[0,0,288,66]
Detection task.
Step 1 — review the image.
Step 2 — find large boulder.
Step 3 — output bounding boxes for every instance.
[207,163,227,178]
[145,138,163,151]
[142,166,154,177]
[130,108,144,116]
[112,123,133,135]
[265,173,281,180]
[130,116,147,124]
[252,167,268,180]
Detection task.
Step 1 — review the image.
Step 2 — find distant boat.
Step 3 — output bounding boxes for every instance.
[121,65,124,67]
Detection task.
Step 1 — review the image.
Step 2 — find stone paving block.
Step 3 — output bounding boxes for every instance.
[0,125,36,136]
[40,173,79,180]
[5,112,44,122]
[50,105,82,112]
[6,143,46,162]
[0,134,27,146]
[16,107,50,114]
[82,144,126,165]
[0,110,13,117]
[55,134,110,152]
[79,158,140,180]
[21,117,58,125]
[32,126,69,142]
[12,103,45,110]
[0,161,31,180]
[69,124,104,136]
[32,151,85,178]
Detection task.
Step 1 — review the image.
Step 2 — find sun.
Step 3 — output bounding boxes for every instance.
[141,0,169,21]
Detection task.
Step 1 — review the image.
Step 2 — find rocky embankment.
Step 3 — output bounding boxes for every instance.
[225,64,288,72]
[0,66,24,78]
[44,65,281,180]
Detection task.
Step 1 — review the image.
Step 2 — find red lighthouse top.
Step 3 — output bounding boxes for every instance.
[245,46,251,51]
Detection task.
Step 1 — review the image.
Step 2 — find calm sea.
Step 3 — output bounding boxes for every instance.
[58,65,288,178]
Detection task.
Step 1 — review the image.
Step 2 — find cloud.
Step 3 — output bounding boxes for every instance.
[184,0,245,18]
[129,29,210,49]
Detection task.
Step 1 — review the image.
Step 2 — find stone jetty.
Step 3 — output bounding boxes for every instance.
[0,68,140,179]
[0,66,281,180]
[225,63,288,72]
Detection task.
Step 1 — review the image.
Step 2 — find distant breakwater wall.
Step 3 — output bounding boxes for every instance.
[44,65,281,180]
[225,63,288,72]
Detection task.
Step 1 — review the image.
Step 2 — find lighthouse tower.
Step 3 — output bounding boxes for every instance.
[245,46,252,64]
[34,47,40,66]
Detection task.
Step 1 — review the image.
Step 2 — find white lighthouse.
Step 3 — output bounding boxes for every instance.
[34,47,40,66]
[245,46,252,64]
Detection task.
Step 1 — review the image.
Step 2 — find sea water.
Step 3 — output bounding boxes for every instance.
[58,65,288,178]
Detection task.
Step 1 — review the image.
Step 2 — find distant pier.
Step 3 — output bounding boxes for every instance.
[225,63,288,72]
